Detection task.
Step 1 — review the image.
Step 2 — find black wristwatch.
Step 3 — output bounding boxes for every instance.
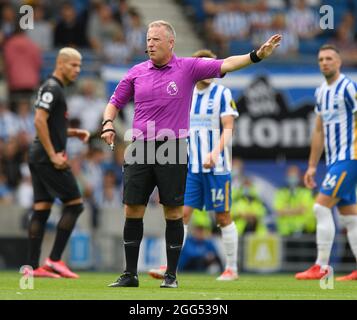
[102,119,113,126]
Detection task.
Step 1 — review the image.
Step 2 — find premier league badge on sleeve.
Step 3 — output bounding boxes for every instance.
[230,100,237,110]
[42,92,54,103]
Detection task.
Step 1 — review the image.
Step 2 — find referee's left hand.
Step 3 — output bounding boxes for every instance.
[256,34,282,59]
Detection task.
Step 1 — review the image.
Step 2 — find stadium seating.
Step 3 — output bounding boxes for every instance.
[229,40,254,55]
[182,0,207,22]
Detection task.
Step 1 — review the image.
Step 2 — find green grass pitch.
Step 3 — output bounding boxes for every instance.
[0,272,356,300]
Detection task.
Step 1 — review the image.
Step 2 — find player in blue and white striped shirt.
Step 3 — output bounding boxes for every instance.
[296,44,357,281]
[186,50,239,281]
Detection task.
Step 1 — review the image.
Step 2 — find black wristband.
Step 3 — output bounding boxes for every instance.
[102,119,113,127]
[250,49,262,63]
[101,128,116,135]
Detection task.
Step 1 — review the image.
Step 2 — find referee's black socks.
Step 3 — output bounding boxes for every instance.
[123,218,143,275]
[165,218,184,276]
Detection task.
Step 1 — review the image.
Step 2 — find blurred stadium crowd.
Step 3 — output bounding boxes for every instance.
[0,0,356,242]
[183,0,357,63]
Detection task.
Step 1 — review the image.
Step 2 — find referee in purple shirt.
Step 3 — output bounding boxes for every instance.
[101,20,281,288]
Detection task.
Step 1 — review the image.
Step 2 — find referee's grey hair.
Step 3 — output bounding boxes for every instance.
[148,20,176,40]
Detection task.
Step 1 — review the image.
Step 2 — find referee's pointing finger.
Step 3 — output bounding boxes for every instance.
[101,131,115,145]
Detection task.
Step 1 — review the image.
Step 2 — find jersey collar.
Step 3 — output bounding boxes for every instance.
[148,54,176,70]
[195,82,216,95]
[325,73,345,88]
[50,75,64,88]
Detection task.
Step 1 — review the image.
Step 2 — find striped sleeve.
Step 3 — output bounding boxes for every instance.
[220,88,239,118]
[314,87,321,114]
[344,81,357,113]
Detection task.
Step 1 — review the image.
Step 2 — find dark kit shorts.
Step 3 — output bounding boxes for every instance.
[123,139,188,206]
[29,163,81,203]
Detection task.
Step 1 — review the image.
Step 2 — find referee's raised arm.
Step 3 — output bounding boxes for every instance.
[221,34,282,74]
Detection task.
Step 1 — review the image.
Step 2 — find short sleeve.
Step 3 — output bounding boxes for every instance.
[344,81,357,113]
[314,87,321,115]
[220,88,239,118]
[109,68,135,109]
[34,85,57,113]
[187,57,224,83]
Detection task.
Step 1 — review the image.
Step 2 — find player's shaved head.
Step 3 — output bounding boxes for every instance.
[54,47,82,85]
[57,47,82,63]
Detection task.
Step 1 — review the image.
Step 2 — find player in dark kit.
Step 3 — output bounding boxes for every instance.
[23,48,90,278]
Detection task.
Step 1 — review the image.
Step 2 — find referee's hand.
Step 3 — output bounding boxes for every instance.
[101,123,116,147]
[256,34,282,59]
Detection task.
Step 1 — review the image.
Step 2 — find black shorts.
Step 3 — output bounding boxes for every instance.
[123,139,188,206]
[29,163,81,204]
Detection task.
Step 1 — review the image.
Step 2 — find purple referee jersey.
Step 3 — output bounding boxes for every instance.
[109,54,224,140]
